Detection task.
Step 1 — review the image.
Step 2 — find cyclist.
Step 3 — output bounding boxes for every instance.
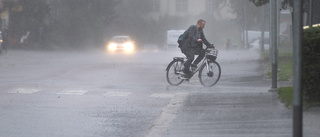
[178,19,214,79]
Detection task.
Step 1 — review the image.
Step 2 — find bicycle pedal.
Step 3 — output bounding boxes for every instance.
[179,76,190,80]
[176,71,185,75]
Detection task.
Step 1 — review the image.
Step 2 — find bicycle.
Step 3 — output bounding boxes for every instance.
[166,47,221,87]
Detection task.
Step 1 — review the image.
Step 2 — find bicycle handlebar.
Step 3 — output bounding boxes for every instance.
[206,44,215,50]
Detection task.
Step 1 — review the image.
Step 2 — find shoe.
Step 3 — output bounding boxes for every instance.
[177,70,190,80]
[177,71,186,75]
[180,75,190,80]
[177,71,190,76]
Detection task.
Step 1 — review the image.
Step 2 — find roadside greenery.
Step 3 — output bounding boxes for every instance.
[302,26,320,104]
[264,26,320,108]
[278,87,293,108]
[278,86,318,108]
[277,51,293,81]
[263,47,293,81]
[265,49,317,108]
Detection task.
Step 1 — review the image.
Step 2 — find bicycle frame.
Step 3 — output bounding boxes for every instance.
[185,48,218,78]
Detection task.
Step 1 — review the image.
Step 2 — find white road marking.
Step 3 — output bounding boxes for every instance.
[145,92,188,137]
[104,91,132,97]
[8,88,41,94]
[57,90,88,95]
[150,93,175,98]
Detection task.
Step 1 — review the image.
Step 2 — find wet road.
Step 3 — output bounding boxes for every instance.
[0,48,311,137]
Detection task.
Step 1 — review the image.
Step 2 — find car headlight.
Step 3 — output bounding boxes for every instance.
[108,43,117,51]
[124,42,134,51]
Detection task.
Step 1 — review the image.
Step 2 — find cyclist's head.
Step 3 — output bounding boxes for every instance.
[197,19,206,30]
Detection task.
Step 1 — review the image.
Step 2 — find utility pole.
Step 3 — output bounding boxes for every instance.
[243,0,248,49]
[308,0,313,28]
[269,0,277,92]
[260,4,265,53]
[293,0,303,136]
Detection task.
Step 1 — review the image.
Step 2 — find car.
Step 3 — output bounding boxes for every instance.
[106,36,135,53]
[248,39,269,51]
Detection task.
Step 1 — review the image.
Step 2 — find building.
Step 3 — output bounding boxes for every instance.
[147,0,235,21]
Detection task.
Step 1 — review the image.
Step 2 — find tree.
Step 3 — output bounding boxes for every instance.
[49,0,119,48]
[8,0,50,44]
[249,0,268,7]
[106,0,152,44]
[227,0,265,30]
[250,0,320,25]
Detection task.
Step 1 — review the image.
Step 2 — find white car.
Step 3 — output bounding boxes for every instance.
[249,39,269,51]
[106,36,135,53]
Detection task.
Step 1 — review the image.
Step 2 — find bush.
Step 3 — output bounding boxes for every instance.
[302,26,320,103]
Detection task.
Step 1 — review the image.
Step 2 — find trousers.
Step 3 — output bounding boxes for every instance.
[180,47,205,73]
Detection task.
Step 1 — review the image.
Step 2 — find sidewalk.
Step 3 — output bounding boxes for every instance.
[163,87,291,137]
[163,86,320,137]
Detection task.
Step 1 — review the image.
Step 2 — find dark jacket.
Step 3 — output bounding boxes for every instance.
[179,25,211,54]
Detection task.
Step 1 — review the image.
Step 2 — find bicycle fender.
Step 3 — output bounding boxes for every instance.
[166,57,185,71]
[166,60,175,71]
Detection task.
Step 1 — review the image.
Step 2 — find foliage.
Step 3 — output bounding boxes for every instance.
[249,0,310,12]
[249,0,269,7]
[49,0,119,47]
[278,85,319,108]
[228,0,268,31]
[249,0,301,10]
[278,87,293,108]
[8,0,50,43]
[106,0,155,46]
[302,26,320,103]
[262,49,293,81]
[250,0,320,25]
[20,0,49,24]
[278,56,293,81]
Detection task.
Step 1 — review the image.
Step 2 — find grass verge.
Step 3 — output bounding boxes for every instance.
[277,51,293,81]
[263,50,293,81]
[278,87,320,108]
[263,49,294,108]
[278,87,293,108]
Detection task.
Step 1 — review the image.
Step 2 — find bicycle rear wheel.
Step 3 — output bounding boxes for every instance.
[166,60,184,86]
[199,61,221,87]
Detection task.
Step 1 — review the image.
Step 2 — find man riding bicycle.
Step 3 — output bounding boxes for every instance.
[178,19,214,79]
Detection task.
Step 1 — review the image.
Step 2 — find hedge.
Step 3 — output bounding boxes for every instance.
[302,26,320,103]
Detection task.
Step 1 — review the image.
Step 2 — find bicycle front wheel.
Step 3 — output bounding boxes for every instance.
[199,61,221,87]
[166,60,184,86]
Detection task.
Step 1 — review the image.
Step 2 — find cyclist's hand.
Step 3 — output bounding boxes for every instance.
[209,44,215,48]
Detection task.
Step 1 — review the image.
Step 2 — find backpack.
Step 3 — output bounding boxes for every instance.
[177,31,186,45]
[177,25,197,45]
